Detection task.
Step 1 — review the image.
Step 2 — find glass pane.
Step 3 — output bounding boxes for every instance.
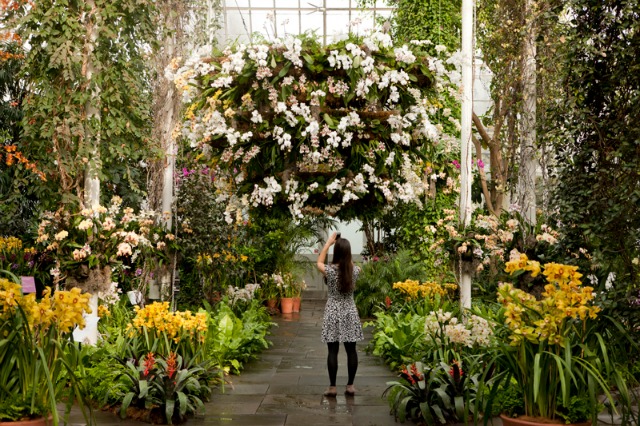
[251,10,275,38]
[275,10,302,36]
[325,10,350,41]
[325,0,349,8]
[229,0,250,7]
[274,0,301,7]
[300,12,324,37]
[226,10,252,42]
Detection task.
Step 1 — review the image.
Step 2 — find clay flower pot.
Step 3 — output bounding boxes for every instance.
[500,414,591,426]
[0,416,52,426]
[292,297,301,312]
[266,299,278,309]
[280,297,294,314]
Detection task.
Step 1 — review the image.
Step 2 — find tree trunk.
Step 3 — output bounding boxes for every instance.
[517,0,537,225]
[83,0,101,208]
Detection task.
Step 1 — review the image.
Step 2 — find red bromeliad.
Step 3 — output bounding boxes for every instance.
[143,352,155,377]
[166,352,178,379]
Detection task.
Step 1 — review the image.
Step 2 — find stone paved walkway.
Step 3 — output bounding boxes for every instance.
[79,298,400,425]
[193,298,399,426]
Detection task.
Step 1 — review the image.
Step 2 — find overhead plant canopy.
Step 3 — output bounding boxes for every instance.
[171,32,461,221]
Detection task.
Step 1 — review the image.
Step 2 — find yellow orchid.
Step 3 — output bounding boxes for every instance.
[499,262,599,347]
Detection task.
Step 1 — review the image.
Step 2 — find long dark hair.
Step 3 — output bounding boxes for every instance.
[332,237,354,293]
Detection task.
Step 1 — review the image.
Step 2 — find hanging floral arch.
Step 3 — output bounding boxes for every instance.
[171,32,461,221]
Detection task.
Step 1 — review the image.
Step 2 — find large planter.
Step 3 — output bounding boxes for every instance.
[500,414,591,426]
[0,416,52,426]
[280,297,294,314]
[292,297,301,312]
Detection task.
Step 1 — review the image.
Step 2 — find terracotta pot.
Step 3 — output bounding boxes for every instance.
[266,299,278,309]
[499,414,591,426]
[280,297,294,314]
[292,297,301,312]
[0,416,51,426]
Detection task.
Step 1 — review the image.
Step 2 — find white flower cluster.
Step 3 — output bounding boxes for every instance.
[227,283,261,305]
[424,309,493,348]
[250,176,282,207]
[97,281,122,306]
[173,32,461,220]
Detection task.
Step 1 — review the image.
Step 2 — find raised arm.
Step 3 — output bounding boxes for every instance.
[316,231,338,276]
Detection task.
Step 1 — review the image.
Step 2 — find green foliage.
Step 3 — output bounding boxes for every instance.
[365,308,428,370]
[0,391,46,422]
[0,40,51,236]
[118,352,210,424]
[0,279,91,425]
[8,0,160,205]
[247,212,331,278]
[490,382,524,417]
[549,0,640,289]
[391,190,459,272]
[357,0,461,54]
[384,360,475,425]
[82,346,129,407]
[204,299,273,375]
[354,250,430,318]
[176,160,330,303]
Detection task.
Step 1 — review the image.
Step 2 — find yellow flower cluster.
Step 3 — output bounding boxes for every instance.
[393,279,458,300]
[498,260,599,347]
[129,302,208,343]
[98,305,111,318]
[0,278,92,333]
[196,251,249,265]
[0,236,22,251]
[505,253,541,277]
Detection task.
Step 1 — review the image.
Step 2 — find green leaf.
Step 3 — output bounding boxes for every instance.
[323,113,334,126]
[120,392,135,419]
[165,399,175,425]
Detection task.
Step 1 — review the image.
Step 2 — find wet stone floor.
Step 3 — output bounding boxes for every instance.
[70,298,402,425]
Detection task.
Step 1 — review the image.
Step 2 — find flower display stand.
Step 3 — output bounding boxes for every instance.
[280,297,294,314]
[72,294,100,345]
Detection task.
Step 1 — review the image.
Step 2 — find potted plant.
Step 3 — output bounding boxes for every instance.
[291,279,306,312]
[274,272,296,314]
[260,273,279,309]
[485,254,625,425]
[0,277,92,425]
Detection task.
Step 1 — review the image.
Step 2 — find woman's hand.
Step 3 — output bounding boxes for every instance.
[326,231,339,246]
[317,231,339,275]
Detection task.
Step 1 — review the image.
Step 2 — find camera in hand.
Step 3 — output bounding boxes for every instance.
[336,232,341,239]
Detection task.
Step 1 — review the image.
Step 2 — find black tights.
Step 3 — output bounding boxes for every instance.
[327,342,358,386]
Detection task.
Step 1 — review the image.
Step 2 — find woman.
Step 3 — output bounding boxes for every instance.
[316,231,363,397]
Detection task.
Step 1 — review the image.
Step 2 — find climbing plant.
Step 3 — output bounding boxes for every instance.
[549,0,640,286]
[0,31,49,236]
[358,0,461,54]
[3,0,160,207]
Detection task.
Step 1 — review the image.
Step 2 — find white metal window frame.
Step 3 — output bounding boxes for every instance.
[220,0,393,45]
